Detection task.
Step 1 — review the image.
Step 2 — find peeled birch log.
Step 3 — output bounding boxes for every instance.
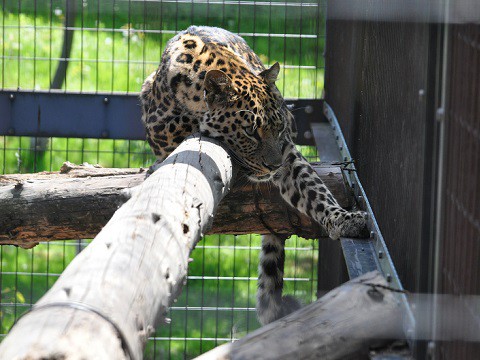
[0,134,234,360]
[196,271,405,360]
[0,163,352,248]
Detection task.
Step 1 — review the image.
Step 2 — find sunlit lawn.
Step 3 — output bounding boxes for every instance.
[0,9,324,97]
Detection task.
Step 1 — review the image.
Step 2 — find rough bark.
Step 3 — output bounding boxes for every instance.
[196,271,405,360]
[0,134,234,360]
[0,162,352,248]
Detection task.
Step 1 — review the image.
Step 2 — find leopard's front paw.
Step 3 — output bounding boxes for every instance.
[328,211,369,240]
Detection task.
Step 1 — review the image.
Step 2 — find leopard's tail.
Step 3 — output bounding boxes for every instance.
[256,234,302,325]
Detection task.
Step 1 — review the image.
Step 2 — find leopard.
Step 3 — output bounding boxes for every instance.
[140,26,368,326]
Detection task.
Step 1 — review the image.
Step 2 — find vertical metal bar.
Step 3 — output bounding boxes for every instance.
[310,230,316,302]
[183,192,191,358]
[126,0,132,93]
[237,0,241,35]
[245,234,253,333]
[127,139,131,168]
[214,235,221,346]
[282,1,287,95]
[151,325,156,360]
[314,0,322,99]
[49,137,53,171]
[267,1,272,73]
[48,0,53,91]
[252,0,257,51]
[110,0,116,93]
[221,0,225,29]
[167,307,172,359]
[297,3,304,98]
[142,0,146,82]
[14,246,19,320]
[1,0,5,89]
[80,0,84,92]
[112,139,116,167]
[46,242,50,290]
[292,237,299,298]
[199,233,206,354]
[432,5,450,349]
[0,246,3,333]
[230,236,237,341]
[174,0,178,32]
[206,0,210,26]
[17,136,21,173]
[1,135,5,174]
[80,138,85,164]
[33,136,38,172]
[159,0,164,64]
[33,0,37,90]
[190,0,195,30]
[95,0,100,92]
[17,0,21,89]
[29,247,35,311]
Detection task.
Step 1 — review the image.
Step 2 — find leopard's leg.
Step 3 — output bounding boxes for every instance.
[274,142,368,240]
[256,234,301,325]
[141,68,202,172]
[142,108,201,176]
[257,143,367,324]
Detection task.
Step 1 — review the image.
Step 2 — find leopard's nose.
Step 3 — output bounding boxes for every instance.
[262,155,283,171]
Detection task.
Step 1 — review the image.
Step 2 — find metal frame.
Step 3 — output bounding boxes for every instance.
[321,101,416,346]
[0,90,318,145]
[0,85,415,347]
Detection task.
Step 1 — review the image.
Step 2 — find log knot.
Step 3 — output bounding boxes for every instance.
[367,287,385,302]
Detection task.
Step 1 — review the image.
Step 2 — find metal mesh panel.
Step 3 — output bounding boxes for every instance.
[0,1,326,358]
[0,135,321,358]
[0,236,318,358]
[436,24,480,360]
[1,0,325,98]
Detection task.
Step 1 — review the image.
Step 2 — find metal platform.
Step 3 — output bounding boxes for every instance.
[312,102,415,355]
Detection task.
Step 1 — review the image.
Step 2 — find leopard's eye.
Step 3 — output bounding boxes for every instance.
[278,123,287,138]
[244,125,256,136]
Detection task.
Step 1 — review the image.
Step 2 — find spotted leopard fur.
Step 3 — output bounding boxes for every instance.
[140,26,367,325]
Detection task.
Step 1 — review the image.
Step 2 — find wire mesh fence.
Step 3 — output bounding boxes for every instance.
[1,0,325,98]
[1,0,326,358]
[0,134,321,359]
[0,236,319,358]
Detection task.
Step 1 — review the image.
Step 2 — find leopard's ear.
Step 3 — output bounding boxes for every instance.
[259,62,280,84]
[204,70,235,106]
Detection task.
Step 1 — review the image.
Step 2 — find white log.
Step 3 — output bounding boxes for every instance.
[0,134,234,360]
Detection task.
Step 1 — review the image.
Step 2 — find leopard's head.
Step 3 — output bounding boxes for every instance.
[201,62,296,182]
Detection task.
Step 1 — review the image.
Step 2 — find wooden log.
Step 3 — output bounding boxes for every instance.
[196,271,405,360]
[0,162,352,248]
[0,134,234,360]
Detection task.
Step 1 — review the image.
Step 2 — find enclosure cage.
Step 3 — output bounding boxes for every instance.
[1,0,479,359]
[0,1,325,359]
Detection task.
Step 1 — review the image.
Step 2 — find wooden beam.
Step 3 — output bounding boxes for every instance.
[0,134,234,360]
[0,162,353,248]
[196,271,405,360]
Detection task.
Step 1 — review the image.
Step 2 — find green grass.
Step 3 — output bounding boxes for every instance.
[0,3,324,358]
[0,234,319,359]
[0,136,155,173]
[0,3,325,97]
